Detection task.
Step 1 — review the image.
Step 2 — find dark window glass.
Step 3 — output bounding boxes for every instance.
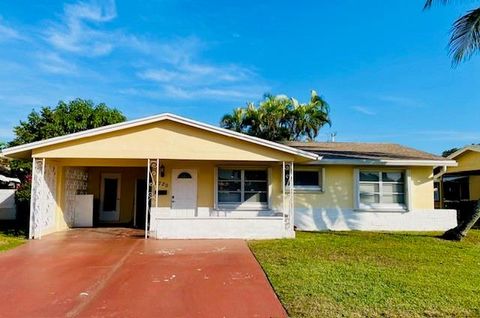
[359,171,380,182]
[245,170,267,180]
[177,172,192,179]
[294,171,320,187]
[218,169,241,180]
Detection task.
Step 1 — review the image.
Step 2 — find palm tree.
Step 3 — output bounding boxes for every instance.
[426,1,480,240]
[425,0,480,65]
[290,91,331,141]
[220,108,245,132]
[220,91,331,142]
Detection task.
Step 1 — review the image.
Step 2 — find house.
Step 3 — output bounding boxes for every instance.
[0,155,20,220]
[435,146,480,223]
[1,113,457,239]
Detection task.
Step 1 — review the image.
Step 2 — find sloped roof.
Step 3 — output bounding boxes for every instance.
[286,141,456,166]
[1,113,318,160]
[447,145,480,159]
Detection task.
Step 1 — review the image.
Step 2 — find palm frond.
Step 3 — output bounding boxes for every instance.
[424,0,452,10]
[449,8,480,65]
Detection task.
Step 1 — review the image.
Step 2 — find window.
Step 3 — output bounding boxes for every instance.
[358,170,406,210]
[290,168,323,191]
[177,172,192,179]
[217,168,268,208]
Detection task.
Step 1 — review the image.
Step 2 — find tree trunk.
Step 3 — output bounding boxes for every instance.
[442,199,480,241]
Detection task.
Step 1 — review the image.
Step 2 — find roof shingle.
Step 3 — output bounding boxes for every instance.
[285,141,446,161]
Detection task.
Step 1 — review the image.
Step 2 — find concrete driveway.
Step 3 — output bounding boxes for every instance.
[0,228,286,318]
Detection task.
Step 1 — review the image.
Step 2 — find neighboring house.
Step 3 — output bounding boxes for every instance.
[435,146,480,223]
[0,155,20,220]
[1,113,457,239]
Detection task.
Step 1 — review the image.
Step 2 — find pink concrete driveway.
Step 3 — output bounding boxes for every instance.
[0,228,286,318]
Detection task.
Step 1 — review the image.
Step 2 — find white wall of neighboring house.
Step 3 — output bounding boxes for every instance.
[0,189,16,220]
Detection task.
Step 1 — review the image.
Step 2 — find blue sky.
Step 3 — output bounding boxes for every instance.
[0,0,479,154]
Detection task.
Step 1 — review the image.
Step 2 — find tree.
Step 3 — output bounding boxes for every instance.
[425,1,480,239]
[7,99,126,195]
[220,91,331,142]
[442,147,459,158]
[9,99,126,146]
[439,143,480,240]
[424,0,480,65]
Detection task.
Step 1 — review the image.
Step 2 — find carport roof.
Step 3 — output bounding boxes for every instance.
[1,113,319,160]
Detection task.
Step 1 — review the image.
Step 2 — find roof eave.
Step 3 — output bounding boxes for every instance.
[305,158,458,167]
[1,113,318,161]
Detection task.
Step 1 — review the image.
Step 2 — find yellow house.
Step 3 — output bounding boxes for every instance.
[436,146,480,216]
[1,113,458,239]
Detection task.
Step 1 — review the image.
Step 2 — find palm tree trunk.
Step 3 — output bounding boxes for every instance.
[442,199,480,240]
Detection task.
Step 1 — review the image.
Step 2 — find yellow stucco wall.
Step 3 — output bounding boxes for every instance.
[32,120,301,162]
[447,150,480,173]
[410,166,434,209]
[469,176,480,201]
[272,165,434,210]
[47,158,435,234]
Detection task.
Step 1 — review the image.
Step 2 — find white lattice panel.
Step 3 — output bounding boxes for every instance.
[64,167,88,227]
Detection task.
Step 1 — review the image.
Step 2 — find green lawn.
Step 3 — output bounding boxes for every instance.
[0,231,26,252]
[249,231,480,318]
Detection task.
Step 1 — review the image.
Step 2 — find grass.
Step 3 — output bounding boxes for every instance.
[0,230,26,252]
[249,231,480,318]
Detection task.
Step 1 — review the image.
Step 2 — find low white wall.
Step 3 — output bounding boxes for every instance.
[295,208,457,231]
[150,208,290,239]
[0,189,16,220]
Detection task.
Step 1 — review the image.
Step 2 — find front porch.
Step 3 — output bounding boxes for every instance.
[29,158,296,239]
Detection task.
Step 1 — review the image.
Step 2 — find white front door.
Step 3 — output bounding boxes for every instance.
[100,173,121,222]
[171,169,197,217]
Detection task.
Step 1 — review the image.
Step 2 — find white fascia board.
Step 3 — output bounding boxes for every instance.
[1,113,318,160]
[304,158,458,167]
[447,146,480,160]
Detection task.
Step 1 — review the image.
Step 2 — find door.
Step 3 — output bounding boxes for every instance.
[135,179,147,228]
[100,173,121,222]
[171,169,197,217]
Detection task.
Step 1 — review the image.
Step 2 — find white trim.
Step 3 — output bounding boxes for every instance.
[290,166,324,192]
[215,166,269,210]
[447,145,480,160]
[267,167,272,210]
[406,169,413,211]
[307,158,457,167]
[354,168,409,211]
[1,113,318,160]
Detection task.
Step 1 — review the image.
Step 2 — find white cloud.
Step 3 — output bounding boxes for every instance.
[44,0,117,56]
[162,85,265,100]
[37,52,78,74]
[0,18,24,41]
[376,95,425,108]
[352,106,376,116]
[40,0,266,100]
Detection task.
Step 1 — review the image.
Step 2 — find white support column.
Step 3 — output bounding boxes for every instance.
[28,158,36,239]
[146,159,160,239]
[155,159,159,208]
[145,159,151,239]
[30,158,46,239]
[282,161,286,227]
[289,161,294,234]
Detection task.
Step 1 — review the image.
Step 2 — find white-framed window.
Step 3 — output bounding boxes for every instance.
[216,168,268,209]
[356,169,407,210]
[290,167,324,191]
